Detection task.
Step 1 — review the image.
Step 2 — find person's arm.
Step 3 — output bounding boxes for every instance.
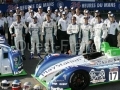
[53,21,57,36]
[102,23,108,39]
[23,23,28,34]
[9,22,15,36]
[42,22,45,35]
[67,24,72,34]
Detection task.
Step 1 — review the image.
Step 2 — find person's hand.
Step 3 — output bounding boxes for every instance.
[68,50,72,54]
[88,40,92,44]
[12,34,16,37]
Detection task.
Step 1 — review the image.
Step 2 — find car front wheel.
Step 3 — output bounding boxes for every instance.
[69,70,90,90]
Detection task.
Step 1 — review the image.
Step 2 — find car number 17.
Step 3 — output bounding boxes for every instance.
[109,71,118,81]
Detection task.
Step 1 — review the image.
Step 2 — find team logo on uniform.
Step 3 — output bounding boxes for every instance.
[57,1,64,8]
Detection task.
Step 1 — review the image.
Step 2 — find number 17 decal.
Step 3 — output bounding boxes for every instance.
[109,71,118,81]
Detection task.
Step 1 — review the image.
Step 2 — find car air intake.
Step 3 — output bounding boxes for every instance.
[3,53,8,59]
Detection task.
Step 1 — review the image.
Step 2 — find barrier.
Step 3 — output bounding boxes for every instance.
[0,1,120,12]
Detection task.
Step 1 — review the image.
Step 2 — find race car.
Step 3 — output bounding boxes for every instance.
[32,42,120,90]
[0,35,27,77]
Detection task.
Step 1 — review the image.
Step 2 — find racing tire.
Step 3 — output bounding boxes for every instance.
[69,70,90,90]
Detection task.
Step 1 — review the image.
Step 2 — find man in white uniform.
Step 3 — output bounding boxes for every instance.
[7,10,15,45]
[34,6,46,24]
[13,7,20,20]
[73,8,83,24]
[106,14,120,47]
[58,11,70,53]
[67,16,79,55]
[93,15,108,52]
[9,15,28,60]
[42,14,57,54]
[78,16,93,54]
[104,11,112,25]
[29,16,41,59]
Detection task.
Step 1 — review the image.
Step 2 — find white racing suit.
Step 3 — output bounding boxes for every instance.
[29,22,41,54]
[42,21,57,54]
[67,23,79,55]
[93,22,107,52]
[9,21,28,55]
[78,23,93,55]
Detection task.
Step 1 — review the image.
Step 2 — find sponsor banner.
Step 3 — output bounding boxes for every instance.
[0,1,120,12]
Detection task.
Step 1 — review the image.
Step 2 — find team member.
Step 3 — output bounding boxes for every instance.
[0,10,6,35]
[34,6,46,24]
[13,7,20,20]
[25,6,35,19]
[7,10,15,45]
[58,11,70,53]
[59,6,63,11]
[90,10,103,26]
[73,7,83,24]
[29,16,41,59]
[106,14,120,47]
[26,10,35,49]
[93,15,108,52]
[78,16,93,54]
[64,6,72,20]
[9,15,28,60]
[104,11,112,25]
[70,7,75,16]
[80,10,93,24]
[67,16,79,55]
[44,7,55,21]
[42,14,57,54]
[20,9,26,23]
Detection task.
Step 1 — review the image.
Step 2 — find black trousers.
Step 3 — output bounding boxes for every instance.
[25,33,31,49]
[59,31,69,53]
[0,29,5,36]
[106,34,117,47]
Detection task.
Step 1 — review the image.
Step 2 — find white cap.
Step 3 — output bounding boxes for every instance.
[30,10,34,13]
[85,10,89,13]
[0,10,2,13]
[47,7,51,11]
[9,10,13,12]
[59,6,63,9]
[28,6,32,9]
[64,6,68,9]
[55,9,58,12]
[95,10,99,13]
[108,11,112,14]
[38,6,42,9]
[16,7,19,9]
[110,13,115,17]
[71,7,74,10]
[62,11,66,15]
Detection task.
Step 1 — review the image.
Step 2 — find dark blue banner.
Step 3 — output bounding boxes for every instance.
[0,1,120,12]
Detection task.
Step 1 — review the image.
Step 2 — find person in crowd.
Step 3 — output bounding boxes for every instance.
[13,7,20,20]
[90,10,103,26]
[106,14,120,47]
[25,6,35,19]
[34,6,46,24]
[58,11,70,53]
[0,10,7,35]
[93,15,108,52]
[64,6,72,20]
[73,7,83,24]
[67,16,79,55]
[44,7,55,21]
[7,10,15,45]
[29,16,42,59]
[42,14,57,55]
[59,6,63,12]
[70,7,75,16]
[78,16,93,55]
[9,15,28,60]
[80,10,93,24]
[58,9,63,18]
[104,11,112,25]
[26,10,35,49]
[20,9,26,23]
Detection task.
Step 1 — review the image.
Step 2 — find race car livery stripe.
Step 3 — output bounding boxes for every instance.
[40,56,87,77]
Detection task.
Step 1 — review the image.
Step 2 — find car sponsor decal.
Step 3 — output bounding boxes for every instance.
[40,56,86,77]
[89,69,106,83]
[109,67,118,81]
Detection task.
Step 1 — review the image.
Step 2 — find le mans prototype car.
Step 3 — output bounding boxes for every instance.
[32,42,120,90]
[0,35,27,77]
